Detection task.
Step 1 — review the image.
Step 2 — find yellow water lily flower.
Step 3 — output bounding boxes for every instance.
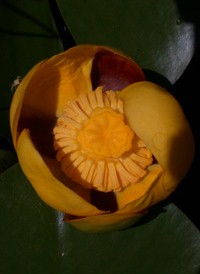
[9,45,195,233]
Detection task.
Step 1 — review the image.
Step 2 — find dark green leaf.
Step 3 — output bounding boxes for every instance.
[0,137,17,174]
[0,0,61,139]
[58,0,195,84]
[0,149,17,174]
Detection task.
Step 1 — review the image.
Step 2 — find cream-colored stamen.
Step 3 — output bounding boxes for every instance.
[53,87,153,192]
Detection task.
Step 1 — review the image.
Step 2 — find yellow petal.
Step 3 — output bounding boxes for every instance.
[9,61,44,149]
[119,81,195,191]
[17,129,104,217]
[10,46,101,148]
[19,46,97,120]
[66,211,144,233]
[117,166,171,215]
[116,164,163,210]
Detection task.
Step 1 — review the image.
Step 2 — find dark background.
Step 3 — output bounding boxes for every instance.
[171,0,200,230]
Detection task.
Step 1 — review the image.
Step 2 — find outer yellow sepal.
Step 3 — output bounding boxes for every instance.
[66,210,144,233]
[17,129,105,217]
[10,61,44,149]
[116,164,163,210]
[119,81,195,191]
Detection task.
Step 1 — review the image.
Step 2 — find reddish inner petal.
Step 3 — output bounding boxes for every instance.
[91,50,146,91]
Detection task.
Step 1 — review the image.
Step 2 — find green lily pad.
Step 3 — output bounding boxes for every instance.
[0,164,200,274]
[58,0,195,84]
[0,148,17,174]
[0,0,61,140]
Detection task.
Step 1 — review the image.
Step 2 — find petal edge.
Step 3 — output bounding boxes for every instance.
[17,129,104,217]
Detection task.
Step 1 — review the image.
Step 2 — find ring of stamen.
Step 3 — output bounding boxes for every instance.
[53,87,153,192]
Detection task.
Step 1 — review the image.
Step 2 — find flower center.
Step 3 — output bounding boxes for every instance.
[53,87,153,192]
[77,108,134,158]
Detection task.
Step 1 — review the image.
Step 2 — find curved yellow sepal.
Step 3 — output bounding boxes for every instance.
[116,164,164,210]
[120,81,195,191]
[9,61,44,149]
[17,46,97,120]
[17,129,104,217]
[10,46,105,149]
[67,211,144,233]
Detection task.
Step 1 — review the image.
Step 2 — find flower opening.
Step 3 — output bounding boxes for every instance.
[53,87,153,192]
